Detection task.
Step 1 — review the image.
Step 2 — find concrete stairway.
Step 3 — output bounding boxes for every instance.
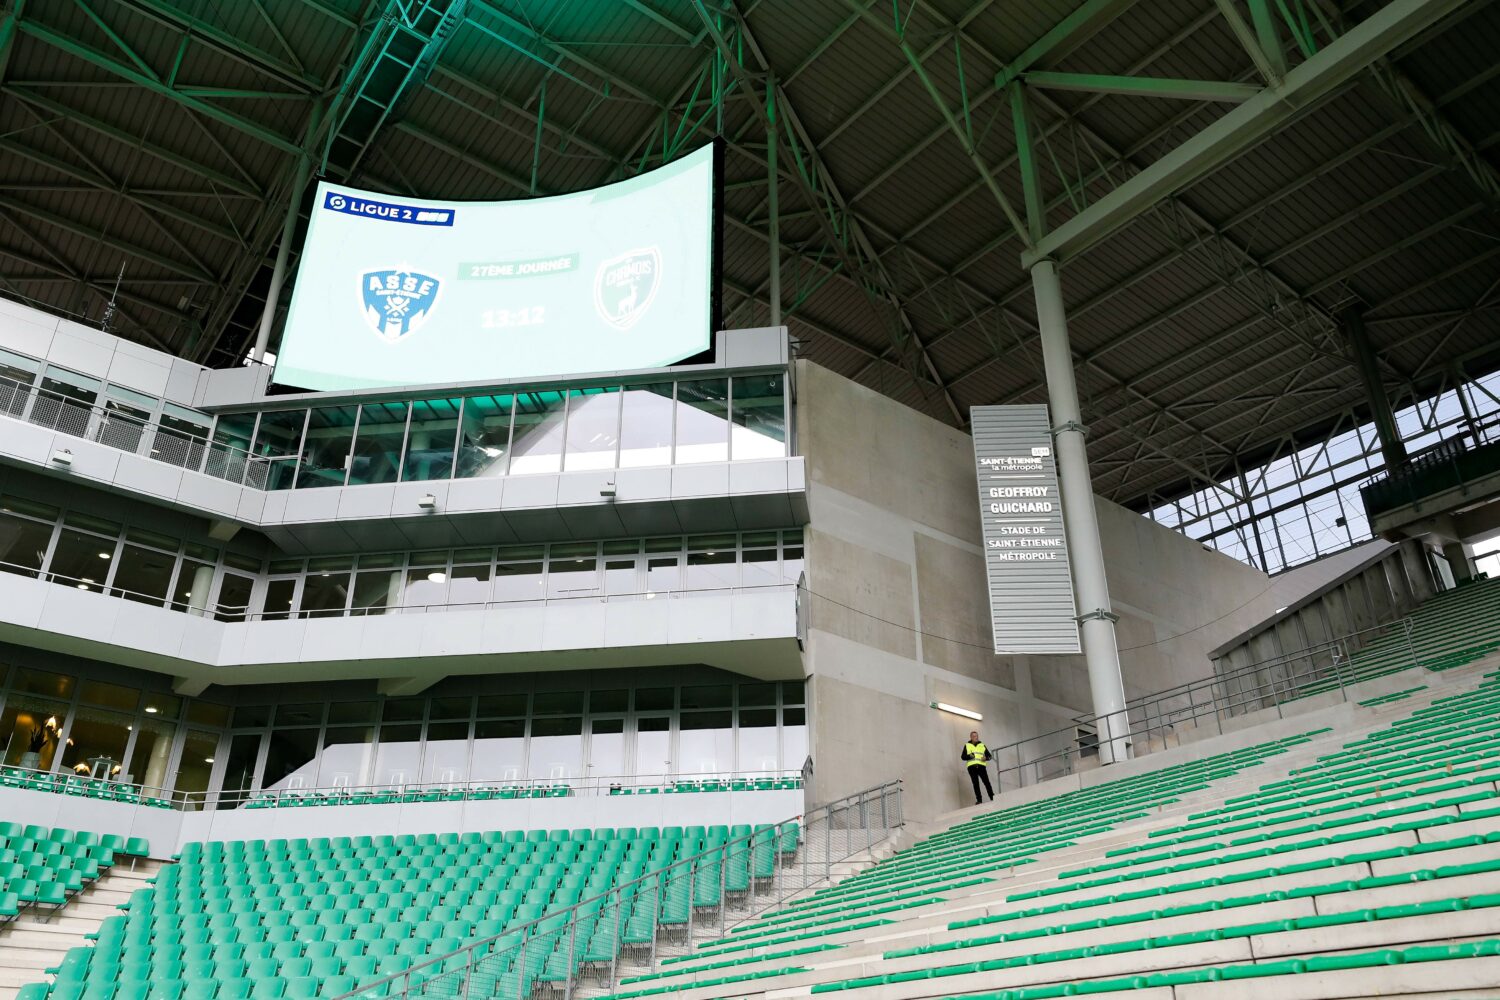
[585,654,1500,1000]
[0,860,163,1000]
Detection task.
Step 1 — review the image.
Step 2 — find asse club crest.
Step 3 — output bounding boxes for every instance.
[361,267,441,342]
[594,248,661,331]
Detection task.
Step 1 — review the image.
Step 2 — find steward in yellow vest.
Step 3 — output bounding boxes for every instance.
[963,730,994,805]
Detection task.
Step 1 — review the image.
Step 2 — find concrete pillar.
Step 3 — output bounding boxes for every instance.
[187,564,215,617]
[141,731,172,792]
[1029,258,1131,764]
[1443,540,1474,583]
[386,570,404,612]
[1339,310,1407,469]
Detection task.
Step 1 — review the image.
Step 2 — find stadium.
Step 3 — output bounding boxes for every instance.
[1,0,1500,998]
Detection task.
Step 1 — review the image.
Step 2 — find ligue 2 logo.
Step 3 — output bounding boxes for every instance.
[361,267,441,342]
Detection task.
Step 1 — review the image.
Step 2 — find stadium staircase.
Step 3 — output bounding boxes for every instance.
[574,654,1500,1000]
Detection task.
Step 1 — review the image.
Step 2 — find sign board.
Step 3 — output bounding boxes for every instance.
[971,404,1081,654]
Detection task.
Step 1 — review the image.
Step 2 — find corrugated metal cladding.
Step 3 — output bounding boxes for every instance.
[971,405,1081,655]
[2,1,1499,515]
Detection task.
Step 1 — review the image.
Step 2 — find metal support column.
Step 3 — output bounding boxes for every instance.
[767,74,781,327]
[1030,257,1131,764]
[1338,309,1407,469]
[252,104,324,362]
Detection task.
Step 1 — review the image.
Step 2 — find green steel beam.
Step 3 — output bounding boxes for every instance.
[1021,0,1469,269]
[993,0,1142,89]
[16,19,303,155]
[1020,70,1260,102]
[1247,0,1289,78]
[1009,84,1043,242]
[0,0,26,83]
[1212,0,1283,85]
[3,85,265,198]
[114,0,322,91]
[0,193,216,282]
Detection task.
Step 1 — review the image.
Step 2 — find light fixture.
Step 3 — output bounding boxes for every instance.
[98,552,111,560]
[417,494,437,511]
[599,482,616,498]
[931,701,983,721]
[204,757,215,764]
[76,583,89,590]
[426,571,447,583]
[482,447,502,458]
[144,706,158,714]
[50,448,73,468]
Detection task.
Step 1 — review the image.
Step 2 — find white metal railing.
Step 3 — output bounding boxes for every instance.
[0,373,269,488]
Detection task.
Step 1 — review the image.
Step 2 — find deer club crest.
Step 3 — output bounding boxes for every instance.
[594,248,661,331]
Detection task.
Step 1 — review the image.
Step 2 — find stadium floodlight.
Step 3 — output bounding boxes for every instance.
[931,701,983,721]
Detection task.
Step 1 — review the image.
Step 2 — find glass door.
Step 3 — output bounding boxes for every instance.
[587,718,625,782]
[632,716,672,777]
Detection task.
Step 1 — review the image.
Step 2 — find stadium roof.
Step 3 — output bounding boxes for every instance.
[0,0,1497,510]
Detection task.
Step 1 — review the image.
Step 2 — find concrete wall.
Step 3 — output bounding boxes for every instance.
[0,786,803,859]
[794,361,1284,821]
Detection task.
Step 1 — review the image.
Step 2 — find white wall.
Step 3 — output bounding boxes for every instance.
[794,361,1287,821]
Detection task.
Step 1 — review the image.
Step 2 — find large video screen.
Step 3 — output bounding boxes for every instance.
[272,144,718,392]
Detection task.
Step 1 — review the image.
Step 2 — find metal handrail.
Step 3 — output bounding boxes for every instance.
[0,373,269,488]
[0,557,795,622]
[984,616,1420,791]
[330,780,903,1000]
[0,763,808,814]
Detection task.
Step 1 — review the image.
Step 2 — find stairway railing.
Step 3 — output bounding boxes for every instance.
[332,780,903,1000]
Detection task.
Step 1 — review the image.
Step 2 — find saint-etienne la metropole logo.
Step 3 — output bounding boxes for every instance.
[360,266,442,343]
[594,247,661,331]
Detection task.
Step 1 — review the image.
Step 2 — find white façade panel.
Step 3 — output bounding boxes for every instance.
[970,404,1081,654]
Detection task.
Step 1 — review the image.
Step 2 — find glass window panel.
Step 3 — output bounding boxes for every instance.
[0,510,53,578]
[590,689,628,713]
[739,683,777,707]
[686,550,736,591]
[563,387,620,471]
[634,716,671,776]
[730,374,786,459]
[349,402,407,486]
[60,706,133,777]
[783,707,805,725]
[453,547,491,565]
[215,572,254,622]
[41,368,100,405]
[634,688,674,711]
[219,733,261,802]
[604,558,638,598]
[494,559,544,605]
[50,528,115,591]
[456,393,514,478]
[329,702,378,725]
[548,552,598,601]
[448,563,491,606]
[743,548,779,588]
[781,681,805,705]
[79,680,136,710]
[225,552,262,573]
[174,729,220,798]
[14,668,74,699]
[675,379,729,463]
[373,726,421,786]
[646,557,679,597]
[423,726,469,785]
[253,409,307,491]
[403,397,460,482]
[317,727,373,789]
[783,713,808,770]
[677,712,733,776]
[383,698,425,723]
[296,405,358,489]
[429,697,471,721]
[185,700,230,727]
[212,411,257,454]
[528,718,582,780]
[477,694,528,717]
[232,704,271,727]
[109,542,175,605]
[299,570,351,618]
[533,691,585,715]
[618,383,675,468]
[1,697,66,769]
[403,565,449,608]
[261,579,296,621]
[472,719,525,782]
[352,569,402,616]
[682,686,731,710]
[782,544,803,584]
[737,710,779,773]
[509,391,567,474]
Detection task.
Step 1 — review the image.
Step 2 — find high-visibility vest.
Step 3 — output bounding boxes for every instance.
[964,742,988,768]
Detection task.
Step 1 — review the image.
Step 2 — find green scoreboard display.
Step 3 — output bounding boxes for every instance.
[273,143,719,392]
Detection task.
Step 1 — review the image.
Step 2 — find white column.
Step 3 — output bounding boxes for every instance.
[1030,258,1131,764]
[187,564,215,617]
[141,732,172,792]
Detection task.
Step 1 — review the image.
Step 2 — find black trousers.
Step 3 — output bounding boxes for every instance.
[969,765,993,803]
